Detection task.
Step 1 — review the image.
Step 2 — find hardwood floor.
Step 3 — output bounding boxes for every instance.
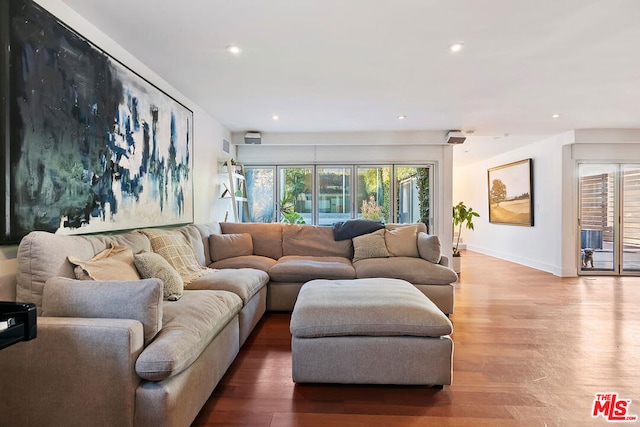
[193,251,640,426]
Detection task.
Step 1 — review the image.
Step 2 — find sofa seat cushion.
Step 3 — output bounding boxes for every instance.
[354,257,457,285]
[209,255,277,272]
[269,256,356,282]
[135,290,242,381]
[187,268,269,304]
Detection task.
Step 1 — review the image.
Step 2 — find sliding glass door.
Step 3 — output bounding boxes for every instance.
[317,167,352,226]
[356,166,391,223]
[245,166,275,222]
[578,163,640,275]
[395,166,430,225]
[279,167,313,224]
[622,165,640,273]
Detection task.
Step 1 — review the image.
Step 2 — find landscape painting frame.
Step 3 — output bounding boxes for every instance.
[487,159,534,226]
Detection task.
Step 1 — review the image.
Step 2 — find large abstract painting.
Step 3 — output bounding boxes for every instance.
[0,0,194,243]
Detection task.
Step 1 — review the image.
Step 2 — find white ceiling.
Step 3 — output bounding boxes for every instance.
[59,0,640,151]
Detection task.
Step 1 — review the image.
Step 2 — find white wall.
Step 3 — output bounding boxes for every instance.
[454,129,640,277]
[234,131,454,258]
[0,0,231,277]
[452,132,574,275]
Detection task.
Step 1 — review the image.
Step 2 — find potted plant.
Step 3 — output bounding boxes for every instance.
[280,192,306,224]
[452,201,479,273]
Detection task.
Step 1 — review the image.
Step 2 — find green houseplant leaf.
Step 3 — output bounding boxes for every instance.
[452,201,480,256]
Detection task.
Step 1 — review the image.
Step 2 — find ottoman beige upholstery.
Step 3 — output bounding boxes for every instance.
[290,278,454,386]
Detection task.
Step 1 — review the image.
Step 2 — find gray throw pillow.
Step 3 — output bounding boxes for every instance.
[417,232,442,264]
[352,229,390,262]
[134,252,184,301]
[42,277,163,345]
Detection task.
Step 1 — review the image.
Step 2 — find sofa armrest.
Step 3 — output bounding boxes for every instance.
[0,317,145,426]
[43,277,163,345]
[439,255,450,267]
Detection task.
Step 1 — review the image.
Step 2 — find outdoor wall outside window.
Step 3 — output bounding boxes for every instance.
[317,167,352,225]
[279,167,313,224]
[356,166,391,223]
[245,167,275,222]
[395,166,430,225]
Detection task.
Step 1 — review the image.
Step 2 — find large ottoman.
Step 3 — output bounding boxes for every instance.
[289,278,454,386]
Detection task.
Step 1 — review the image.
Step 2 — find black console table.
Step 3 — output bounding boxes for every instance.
[0,302,37,350]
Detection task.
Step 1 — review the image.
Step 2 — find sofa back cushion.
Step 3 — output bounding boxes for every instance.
[220,222,283,259]
[173,224,208,267]
[282,224,353,258]
[384,225,419,257]
[16,230,151,313]
[385,223,427,233]
[193,222,223,265]
[209,233,253,262]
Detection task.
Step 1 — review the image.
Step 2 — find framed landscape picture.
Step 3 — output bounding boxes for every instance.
[0,0,194,243]
[487,159,534,226]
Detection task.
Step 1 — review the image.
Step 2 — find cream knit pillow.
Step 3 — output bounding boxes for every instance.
[352,229,390,262]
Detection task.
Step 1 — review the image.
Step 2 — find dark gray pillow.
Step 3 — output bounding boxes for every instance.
[333,219,385,241]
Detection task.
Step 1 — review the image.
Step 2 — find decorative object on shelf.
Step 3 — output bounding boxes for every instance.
[487,159,534,226]
[0,0,194,243]
[222,159,243,175]
[452,201,480,273]
[220,160,249,222]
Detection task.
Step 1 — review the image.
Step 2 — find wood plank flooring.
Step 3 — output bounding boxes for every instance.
[192,251,640,426]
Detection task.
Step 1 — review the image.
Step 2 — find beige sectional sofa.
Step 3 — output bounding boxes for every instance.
[0,221,457,427]
[211,222,457,313]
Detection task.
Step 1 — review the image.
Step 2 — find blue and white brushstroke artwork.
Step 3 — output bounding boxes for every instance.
[4,0,194,239]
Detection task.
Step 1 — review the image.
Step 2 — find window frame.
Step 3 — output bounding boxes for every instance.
[244,162,435,230]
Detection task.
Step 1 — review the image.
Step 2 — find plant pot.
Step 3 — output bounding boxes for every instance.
[452,256,461,274]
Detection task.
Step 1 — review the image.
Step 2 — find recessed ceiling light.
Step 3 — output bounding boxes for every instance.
[552,113,561,118]
[226,45,241,55]
[449,43,464,53]
[271,114,279,120]
[397,115,406,120]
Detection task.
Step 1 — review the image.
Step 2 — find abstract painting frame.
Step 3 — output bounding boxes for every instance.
[487,158,534,226]
[1,0,194,244]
